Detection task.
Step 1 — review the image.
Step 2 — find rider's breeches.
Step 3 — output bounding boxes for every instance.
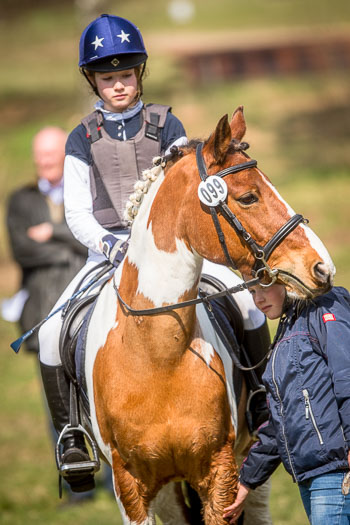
[39,254,109,366]
[201,260,266,331]
[201,260,269,380]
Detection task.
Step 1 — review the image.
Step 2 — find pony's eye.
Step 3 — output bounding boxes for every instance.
[237,193,258,206]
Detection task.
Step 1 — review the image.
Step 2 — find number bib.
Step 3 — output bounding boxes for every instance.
[198,176,228,207]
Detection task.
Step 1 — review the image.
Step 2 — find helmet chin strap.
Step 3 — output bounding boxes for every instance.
[81,68,99,96]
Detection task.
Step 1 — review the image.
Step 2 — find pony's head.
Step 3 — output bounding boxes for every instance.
[166,107,334,299]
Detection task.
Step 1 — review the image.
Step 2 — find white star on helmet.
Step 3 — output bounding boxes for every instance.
[91,35,104,50]
[117,30,130,43]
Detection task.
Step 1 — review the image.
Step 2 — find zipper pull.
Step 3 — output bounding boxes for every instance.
[303,389,310,419]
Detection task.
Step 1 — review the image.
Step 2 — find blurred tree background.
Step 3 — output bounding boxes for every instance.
[0,1,349,524]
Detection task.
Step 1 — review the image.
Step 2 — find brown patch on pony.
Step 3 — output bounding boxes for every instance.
[147,154,196,253]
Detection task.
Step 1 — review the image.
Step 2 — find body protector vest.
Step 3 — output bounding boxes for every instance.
[81,104,170,230]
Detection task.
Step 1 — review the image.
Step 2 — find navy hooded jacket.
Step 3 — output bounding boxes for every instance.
[240,286,350,488]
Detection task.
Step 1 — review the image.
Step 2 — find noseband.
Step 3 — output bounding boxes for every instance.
[196,142,307,285]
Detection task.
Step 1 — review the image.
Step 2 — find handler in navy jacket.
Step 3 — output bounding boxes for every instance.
[223,281,350,525]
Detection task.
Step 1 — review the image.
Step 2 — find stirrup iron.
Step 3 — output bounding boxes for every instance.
[55,423,100,478]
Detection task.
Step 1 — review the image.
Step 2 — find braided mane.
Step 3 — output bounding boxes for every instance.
[123,139,249,225]
[123,157,165,225]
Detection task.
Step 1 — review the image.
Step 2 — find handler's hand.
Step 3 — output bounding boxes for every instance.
[100,234,128,268]
[223,483,250,523]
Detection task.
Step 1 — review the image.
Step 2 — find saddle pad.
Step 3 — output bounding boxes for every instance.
[196,302,239,434]
[206,298,243,404]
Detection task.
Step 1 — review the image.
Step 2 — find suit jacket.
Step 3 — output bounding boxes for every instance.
[6,183,87,352]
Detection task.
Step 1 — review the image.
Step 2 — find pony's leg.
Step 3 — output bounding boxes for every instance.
[243,479,272,525]
[196,441,239,525]
[111,451,157,525]
[154,482,193,525]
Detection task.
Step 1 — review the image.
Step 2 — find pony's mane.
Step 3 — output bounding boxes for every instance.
[123,139,250,225]
[124,145,194,224]
[123,157,165,225]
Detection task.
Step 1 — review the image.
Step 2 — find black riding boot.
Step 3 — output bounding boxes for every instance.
[39,362,95,493]
[242,319,271,433]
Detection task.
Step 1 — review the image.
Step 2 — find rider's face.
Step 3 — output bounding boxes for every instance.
[246,280,287,320]
[92,69,138,112]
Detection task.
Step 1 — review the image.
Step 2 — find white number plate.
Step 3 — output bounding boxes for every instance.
[198,176,228,207]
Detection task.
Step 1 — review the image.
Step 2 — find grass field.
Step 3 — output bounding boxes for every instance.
[0,1,349,523]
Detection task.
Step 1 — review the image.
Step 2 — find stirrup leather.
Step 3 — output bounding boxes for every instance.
[55,424,100,479]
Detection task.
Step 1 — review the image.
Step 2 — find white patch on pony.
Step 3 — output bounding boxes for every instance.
[84,262,124,464]
[126,167,203,306]
[195,337,215,366]
[301,223,336,274]
[128,230,202,307]
[258,169,335,273]
[196,305,238,433]
[257,169,296,217]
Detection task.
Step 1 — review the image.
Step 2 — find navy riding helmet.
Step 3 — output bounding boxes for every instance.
[79,14,148,72]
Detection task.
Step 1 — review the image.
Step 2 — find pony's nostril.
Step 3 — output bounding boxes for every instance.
[314,262,330,283]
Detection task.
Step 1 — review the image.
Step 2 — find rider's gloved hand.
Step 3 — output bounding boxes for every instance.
[101,234,128,267]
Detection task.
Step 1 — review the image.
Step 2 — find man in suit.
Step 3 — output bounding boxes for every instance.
[6,126,87,353]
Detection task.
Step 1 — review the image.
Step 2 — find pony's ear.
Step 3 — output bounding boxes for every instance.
[204,114,232,164]
[230,106,246,142]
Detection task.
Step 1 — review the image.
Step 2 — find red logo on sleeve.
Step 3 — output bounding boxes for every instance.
[322,313,336,323]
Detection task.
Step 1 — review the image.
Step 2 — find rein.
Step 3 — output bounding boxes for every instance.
[113,274,271,372]
[113,275,261,316]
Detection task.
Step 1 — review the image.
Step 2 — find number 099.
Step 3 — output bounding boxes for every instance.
[197,175,228,207]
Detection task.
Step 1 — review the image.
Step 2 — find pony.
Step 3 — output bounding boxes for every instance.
[82,107,334,524]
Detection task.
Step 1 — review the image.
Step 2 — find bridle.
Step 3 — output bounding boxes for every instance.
[114,141,311,318]
[195,142,308,286]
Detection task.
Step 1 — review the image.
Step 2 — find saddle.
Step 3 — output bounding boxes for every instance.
[59,267,112,426]
[59,293,98,386]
